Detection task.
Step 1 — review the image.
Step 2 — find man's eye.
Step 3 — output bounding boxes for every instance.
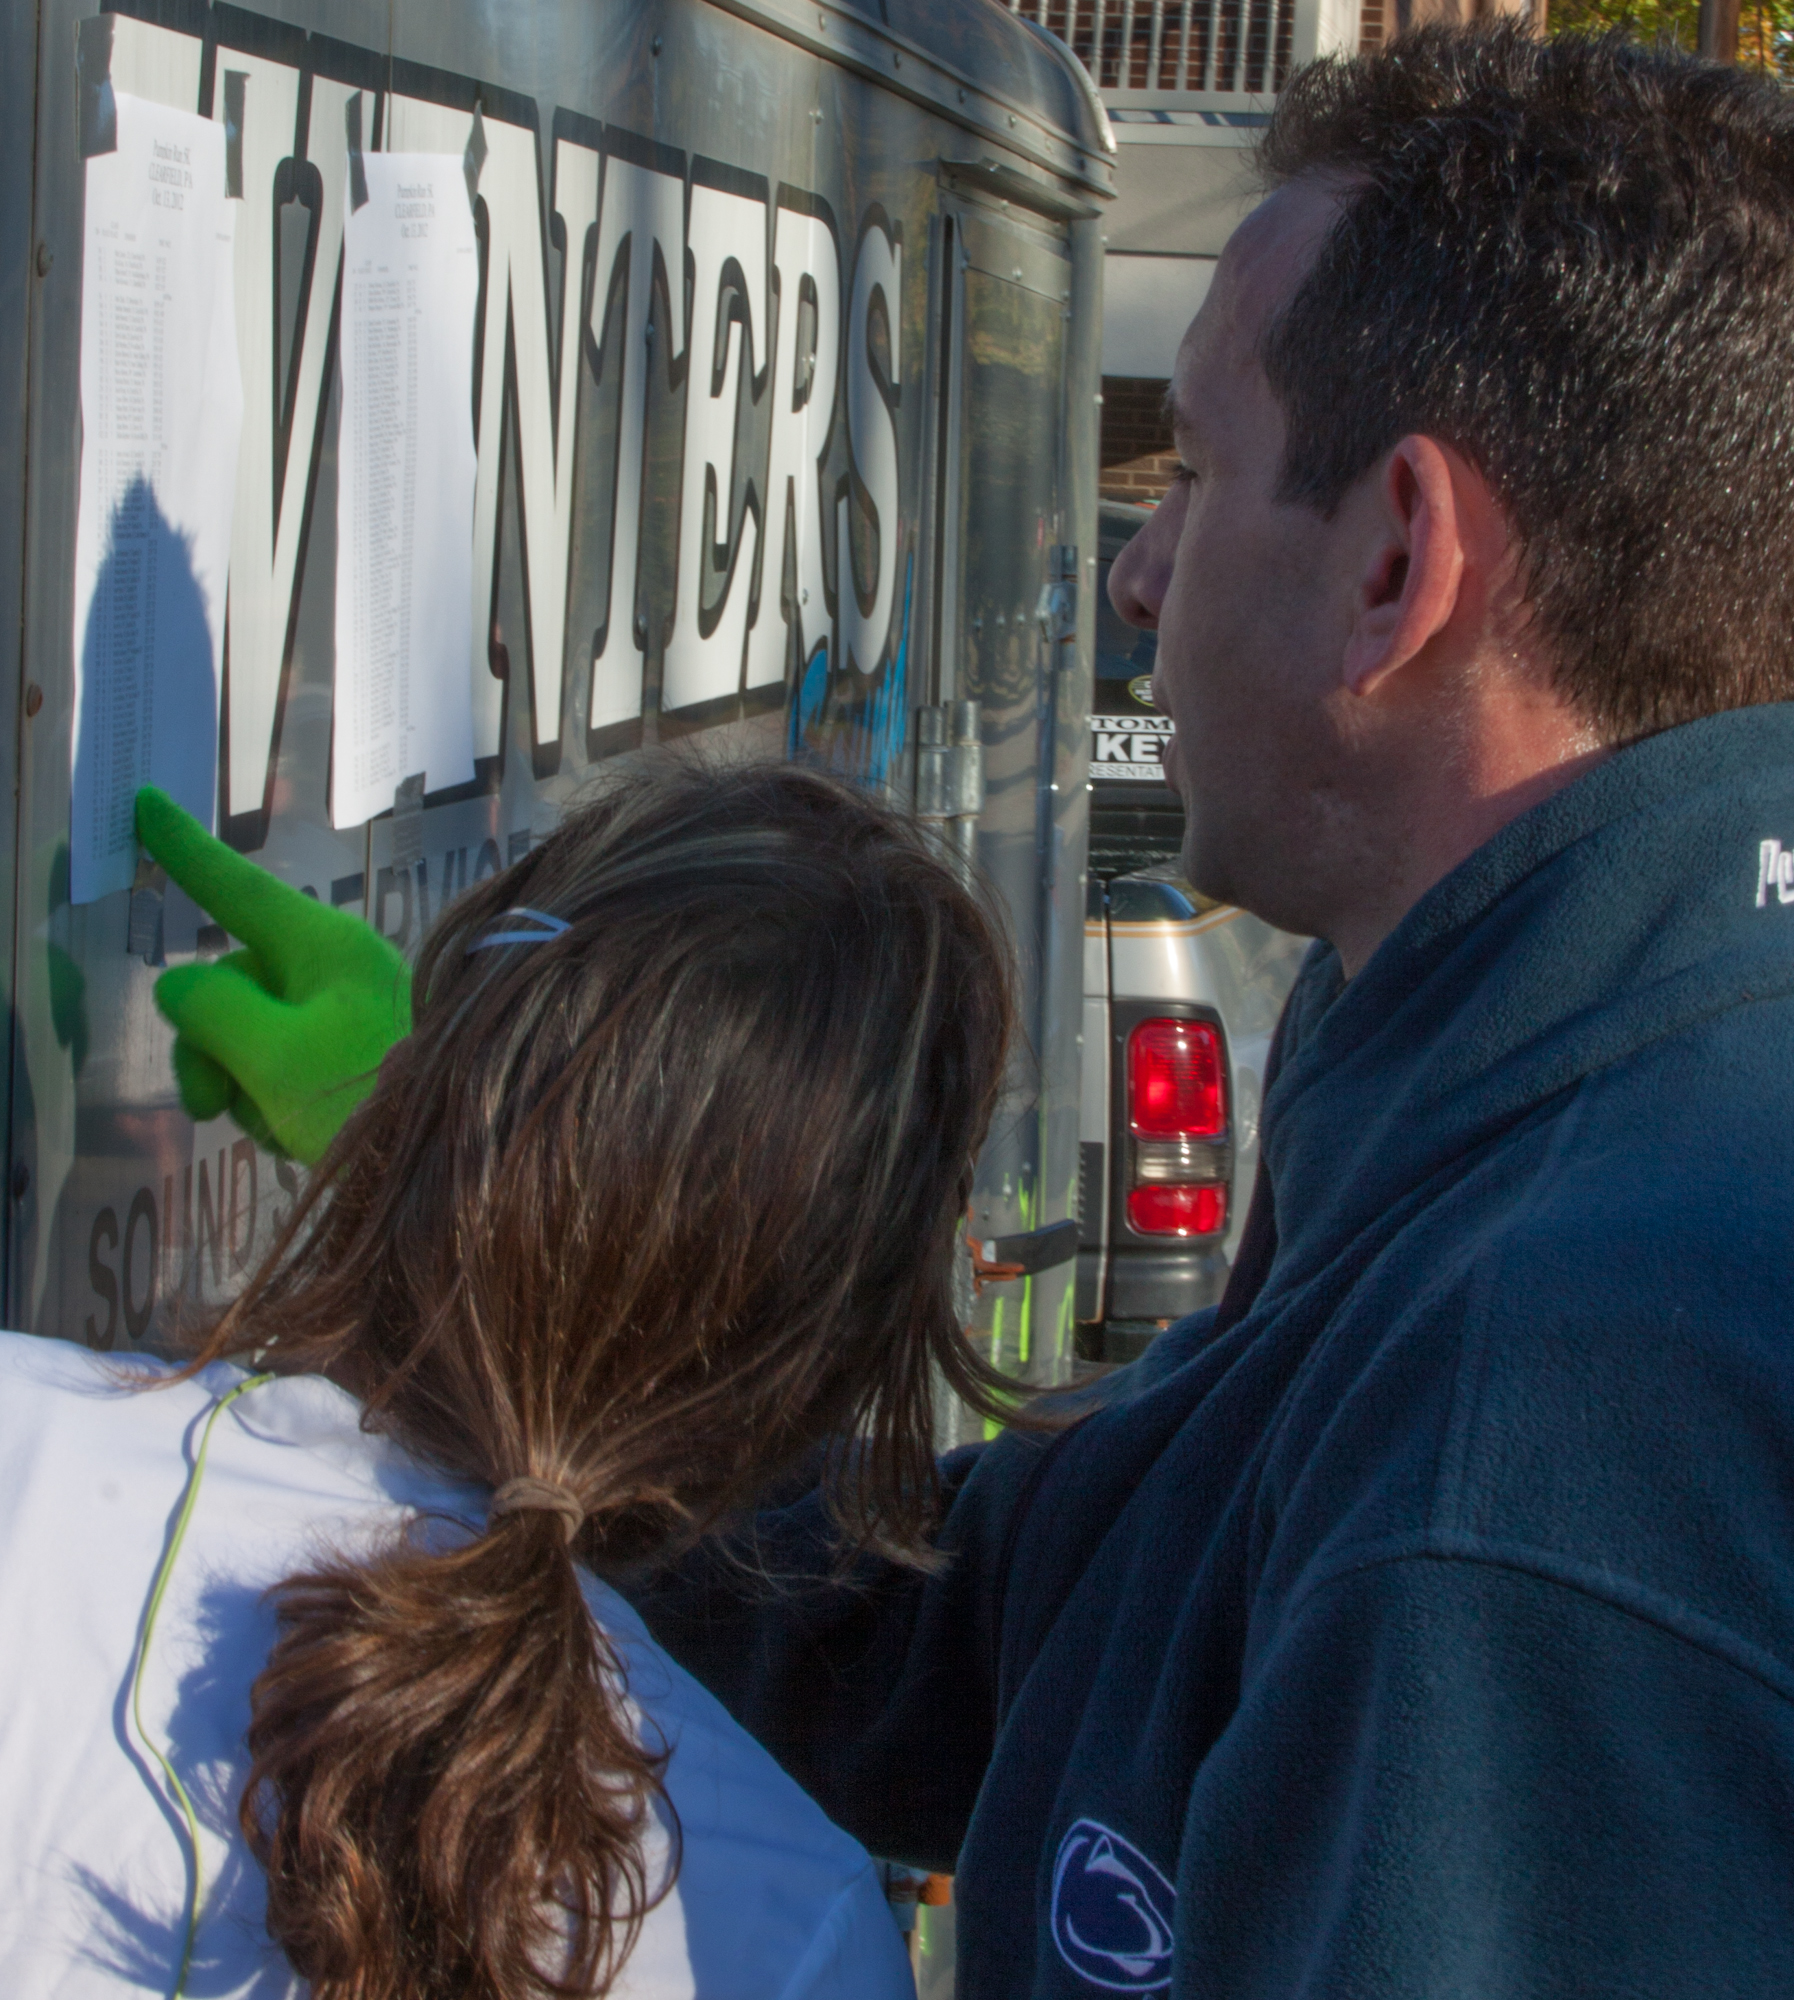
[1171,463,1198,488]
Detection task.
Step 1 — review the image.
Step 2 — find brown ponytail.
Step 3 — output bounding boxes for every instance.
[244,1516,666,1999]
[190,759,1021,1998]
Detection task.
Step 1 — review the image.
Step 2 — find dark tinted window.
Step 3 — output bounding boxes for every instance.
[1089,514,1182,880]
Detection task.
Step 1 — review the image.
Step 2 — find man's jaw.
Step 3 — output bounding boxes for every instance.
[1159,730,1186,803]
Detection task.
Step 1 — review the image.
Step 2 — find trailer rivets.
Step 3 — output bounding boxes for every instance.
[34,241,51,277]
[23,683,42,718]
[651,34,662,54]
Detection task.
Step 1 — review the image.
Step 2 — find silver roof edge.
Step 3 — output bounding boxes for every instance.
[703,0,1117,201]
[1017,16,1119,156]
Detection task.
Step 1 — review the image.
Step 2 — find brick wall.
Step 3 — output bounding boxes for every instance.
[1101,376,1172,464]
[1100,376,1178,504]
[1101,452,1179,503]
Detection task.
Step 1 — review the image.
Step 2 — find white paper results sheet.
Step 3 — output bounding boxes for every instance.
[71,92,243,904]
[332,153,479,829]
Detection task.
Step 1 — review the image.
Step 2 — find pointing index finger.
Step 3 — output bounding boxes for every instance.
[135,787,336,982]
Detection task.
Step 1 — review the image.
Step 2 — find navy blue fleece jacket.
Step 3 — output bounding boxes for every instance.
[634,706,1794,1997]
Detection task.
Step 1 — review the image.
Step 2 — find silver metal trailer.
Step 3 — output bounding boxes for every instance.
[0,0,1112,1431]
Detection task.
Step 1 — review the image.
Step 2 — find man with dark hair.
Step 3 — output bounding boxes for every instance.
[633,26,1794,1993]
[1120,23,1794,974]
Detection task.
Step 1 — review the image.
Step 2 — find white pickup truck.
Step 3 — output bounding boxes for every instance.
[1077,503,1310,1364]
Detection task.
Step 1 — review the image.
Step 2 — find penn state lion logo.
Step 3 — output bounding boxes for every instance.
[1049,1818,1176,1992]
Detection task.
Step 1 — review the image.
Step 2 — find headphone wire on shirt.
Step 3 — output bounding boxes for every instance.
[129,1370,274,2000]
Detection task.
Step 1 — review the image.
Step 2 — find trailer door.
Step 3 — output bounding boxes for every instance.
[932,190,1082,1416]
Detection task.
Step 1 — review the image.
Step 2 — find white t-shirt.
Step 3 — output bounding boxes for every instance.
[0,1331,913,2000]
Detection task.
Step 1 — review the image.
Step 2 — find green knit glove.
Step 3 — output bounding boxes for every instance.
[135,787,413,1165]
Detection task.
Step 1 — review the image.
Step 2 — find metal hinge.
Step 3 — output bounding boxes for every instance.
[916,699,984,875]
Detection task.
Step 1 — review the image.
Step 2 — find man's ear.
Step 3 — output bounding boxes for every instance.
[1341,435,1466,697]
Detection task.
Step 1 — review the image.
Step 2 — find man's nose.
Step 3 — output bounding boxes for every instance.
[1107,502,1175,631]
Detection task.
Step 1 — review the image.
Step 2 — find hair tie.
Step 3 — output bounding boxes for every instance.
[467,907,570,953]
[488,1475,584,1545]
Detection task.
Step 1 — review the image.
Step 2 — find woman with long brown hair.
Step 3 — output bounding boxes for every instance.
[0,760,1016,1999]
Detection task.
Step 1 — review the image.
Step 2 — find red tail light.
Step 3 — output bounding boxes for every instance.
[1128,1019,1224,1139]
[1125,1018,1228,1238]
[1128,1184,1228,1237]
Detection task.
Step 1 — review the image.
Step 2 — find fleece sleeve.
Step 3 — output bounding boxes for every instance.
[1175,1549,1794,1998]
[628,1313,1223,1874]
[627,1433,1056,1872]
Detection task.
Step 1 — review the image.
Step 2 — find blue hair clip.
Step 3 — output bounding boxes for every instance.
[467,907,571,952]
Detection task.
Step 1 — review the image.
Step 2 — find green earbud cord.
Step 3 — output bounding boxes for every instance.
[129,1372,275,2000]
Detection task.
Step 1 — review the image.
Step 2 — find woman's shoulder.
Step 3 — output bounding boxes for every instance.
[585,1575,915,2000]
[0,1326,267,1425]
[0,1331,238,1509]
[0,1325,188,1393]
[0,1336,479,1597]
